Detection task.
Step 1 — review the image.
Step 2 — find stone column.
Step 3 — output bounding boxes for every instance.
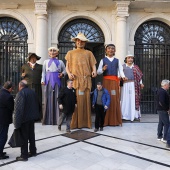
[115,1,130,64]
[34,0,48,64]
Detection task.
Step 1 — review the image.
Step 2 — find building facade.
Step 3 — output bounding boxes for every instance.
[0,0,170,113]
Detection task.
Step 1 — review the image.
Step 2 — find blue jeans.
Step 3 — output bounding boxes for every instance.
[157,110,169,140]
[0,125,9,156]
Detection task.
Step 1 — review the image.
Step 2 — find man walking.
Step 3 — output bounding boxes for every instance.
[0,81,14,159]
[58,79,77,133]
[157,80,170,143]
[13,80,40,161]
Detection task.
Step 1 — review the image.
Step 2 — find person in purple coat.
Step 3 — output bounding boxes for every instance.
[41,47,66,125]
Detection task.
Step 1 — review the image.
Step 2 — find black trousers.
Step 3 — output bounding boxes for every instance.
[95,104,106,129]
[20,120,36,159]
[157,110,170,140]
[0,124,9,156]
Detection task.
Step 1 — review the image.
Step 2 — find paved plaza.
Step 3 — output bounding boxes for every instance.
[0,114,170,170]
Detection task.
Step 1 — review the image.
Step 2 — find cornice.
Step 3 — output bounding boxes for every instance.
[0,3,19,9]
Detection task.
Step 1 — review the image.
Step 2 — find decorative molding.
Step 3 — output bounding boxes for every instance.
[34,0,48,15]
[116,17,127,22]
[67,5,97,11]
[144,8,170,13]
[115,1,130,17]
[0,3,18,9]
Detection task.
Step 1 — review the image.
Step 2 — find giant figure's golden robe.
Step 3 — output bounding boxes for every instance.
[65,49,96,129]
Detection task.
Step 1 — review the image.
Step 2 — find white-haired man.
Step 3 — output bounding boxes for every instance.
[41,47,66,125]
[157,79,170,143]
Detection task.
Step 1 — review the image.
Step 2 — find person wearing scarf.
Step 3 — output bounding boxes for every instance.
[41,47,66,125]
[121,53,144,121]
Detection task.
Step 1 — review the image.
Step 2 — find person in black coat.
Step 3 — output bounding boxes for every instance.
[0,81,14,159]
[21,53,42,120]
[13,80,40,161]
[58,79,77,133]
[157,79,170,143]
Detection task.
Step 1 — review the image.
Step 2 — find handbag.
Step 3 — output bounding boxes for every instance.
[8,128,24,148]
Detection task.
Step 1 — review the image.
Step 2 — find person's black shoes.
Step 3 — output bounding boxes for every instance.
[0,155,9,160]
[94,128,104,132]
[16,153,37,161]
[16,156,28,161]
[166,144,170,148]
[94,129,99,132]
[58,125,61,131]
[28,152,37,157]
[66,129,71,133]
[2,152,6,155]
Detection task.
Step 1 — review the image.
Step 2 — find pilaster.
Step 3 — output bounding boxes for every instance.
[115,1,130,64]
[34,0,48,64]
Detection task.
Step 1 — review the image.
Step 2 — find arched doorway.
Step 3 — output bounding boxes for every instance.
[134,20,170,114]
[58,18,105,89]
[0,17,28,95]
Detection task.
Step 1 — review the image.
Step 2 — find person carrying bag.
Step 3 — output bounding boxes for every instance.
[8,128,23,148]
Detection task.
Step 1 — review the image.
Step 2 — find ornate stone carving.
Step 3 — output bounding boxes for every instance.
[34,0,48,15]
[116,1,130,17]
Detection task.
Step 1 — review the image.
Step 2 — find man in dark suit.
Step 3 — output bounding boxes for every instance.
[21,53,42,119]
[13,80,40,161]
[0,81,14,159]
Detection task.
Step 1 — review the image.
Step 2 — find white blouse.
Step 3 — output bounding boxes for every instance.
[41,58,66,83]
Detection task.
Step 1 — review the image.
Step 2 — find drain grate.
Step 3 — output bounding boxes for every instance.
[62,130,99,141]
